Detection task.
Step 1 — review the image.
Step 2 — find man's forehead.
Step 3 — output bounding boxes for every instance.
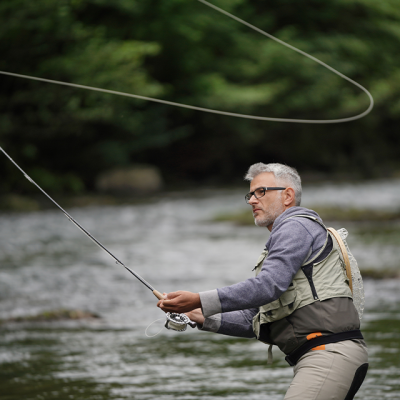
[250,172,276,188]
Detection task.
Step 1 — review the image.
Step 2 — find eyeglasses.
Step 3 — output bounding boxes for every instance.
[245,187,286,204]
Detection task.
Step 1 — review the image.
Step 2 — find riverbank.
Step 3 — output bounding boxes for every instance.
[0,193,145,213]
[212,206,400,224]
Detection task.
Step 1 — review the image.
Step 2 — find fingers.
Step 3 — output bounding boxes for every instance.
[156,291,179,308]
[157,295,185,312]
[156,291,201,313]
[165,291,181,300]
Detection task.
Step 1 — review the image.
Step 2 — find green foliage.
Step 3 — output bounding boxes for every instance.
[1,0,400,193]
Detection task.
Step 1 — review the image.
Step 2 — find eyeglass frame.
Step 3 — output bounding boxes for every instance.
[245,186,286,204]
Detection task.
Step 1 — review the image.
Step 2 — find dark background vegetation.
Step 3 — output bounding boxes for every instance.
[0,0,399,194]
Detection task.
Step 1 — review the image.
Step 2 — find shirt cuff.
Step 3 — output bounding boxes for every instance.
[198,314,221,332]
[199,289,222,318]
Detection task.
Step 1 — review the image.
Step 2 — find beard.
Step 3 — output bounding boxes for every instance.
[254,194,284,228]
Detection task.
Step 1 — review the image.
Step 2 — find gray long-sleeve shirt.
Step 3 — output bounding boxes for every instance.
[199,206,327,337]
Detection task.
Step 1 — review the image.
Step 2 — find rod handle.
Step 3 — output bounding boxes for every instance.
[153,290,166,300]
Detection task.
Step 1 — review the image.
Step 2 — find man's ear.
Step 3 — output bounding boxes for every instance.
[283,187,296,206]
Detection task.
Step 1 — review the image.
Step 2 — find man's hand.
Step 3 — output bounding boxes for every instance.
[157,291,201,313]
[185,308,205,327]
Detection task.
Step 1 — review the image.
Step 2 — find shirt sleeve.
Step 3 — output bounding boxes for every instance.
[200,219,316,317]
[199,308,258,338]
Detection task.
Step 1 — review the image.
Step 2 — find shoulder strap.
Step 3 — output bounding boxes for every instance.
[327,227,353,293]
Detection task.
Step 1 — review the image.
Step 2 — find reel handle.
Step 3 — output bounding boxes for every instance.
[187,320,197,328]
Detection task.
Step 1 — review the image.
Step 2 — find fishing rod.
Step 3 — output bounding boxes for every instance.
[0,145,196,332]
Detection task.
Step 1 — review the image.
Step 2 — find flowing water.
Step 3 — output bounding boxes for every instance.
[1,180,400,399]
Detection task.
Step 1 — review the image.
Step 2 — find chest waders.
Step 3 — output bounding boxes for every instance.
[252,215,364,365]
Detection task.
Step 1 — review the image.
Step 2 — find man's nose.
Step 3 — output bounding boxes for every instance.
[248,194,259,204]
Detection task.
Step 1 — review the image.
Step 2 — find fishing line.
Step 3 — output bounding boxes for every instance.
[0,0,373,333]
[0,0,373,123]
[145,318,165,338]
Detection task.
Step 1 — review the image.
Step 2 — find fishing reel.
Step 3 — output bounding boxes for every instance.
[165,312,197,332]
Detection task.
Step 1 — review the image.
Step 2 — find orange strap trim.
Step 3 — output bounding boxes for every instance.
[307,333,326,350]
[307,332,322,340]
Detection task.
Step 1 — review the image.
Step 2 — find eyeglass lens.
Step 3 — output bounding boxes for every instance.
[245,187,286,203]
[245,187,266,203]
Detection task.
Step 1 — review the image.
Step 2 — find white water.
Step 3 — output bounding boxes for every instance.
[0,180,399,399]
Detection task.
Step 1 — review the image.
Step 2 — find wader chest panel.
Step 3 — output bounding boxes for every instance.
[252,215,353,346]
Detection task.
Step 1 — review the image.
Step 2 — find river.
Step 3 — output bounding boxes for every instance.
[1,180,400,399]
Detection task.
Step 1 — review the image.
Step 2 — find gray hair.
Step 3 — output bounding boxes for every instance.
[244,163,302,206]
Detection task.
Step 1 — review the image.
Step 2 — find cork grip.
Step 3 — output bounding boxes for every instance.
[152,289,166,300]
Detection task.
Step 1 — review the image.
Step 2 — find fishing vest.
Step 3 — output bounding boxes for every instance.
[252,215,353,343]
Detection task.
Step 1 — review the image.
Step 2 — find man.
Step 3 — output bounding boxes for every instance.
[158,162,368,400]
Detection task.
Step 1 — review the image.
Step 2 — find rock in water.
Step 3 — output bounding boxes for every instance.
[0,309,100,324]
[96,166,163,194]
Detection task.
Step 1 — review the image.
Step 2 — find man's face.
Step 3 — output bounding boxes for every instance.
[248,172,285,230]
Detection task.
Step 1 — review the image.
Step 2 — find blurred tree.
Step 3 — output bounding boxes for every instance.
[0,0,399,193]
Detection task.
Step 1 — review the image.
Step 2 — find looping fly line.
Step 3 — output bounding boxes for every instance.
[0,0,373,124]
